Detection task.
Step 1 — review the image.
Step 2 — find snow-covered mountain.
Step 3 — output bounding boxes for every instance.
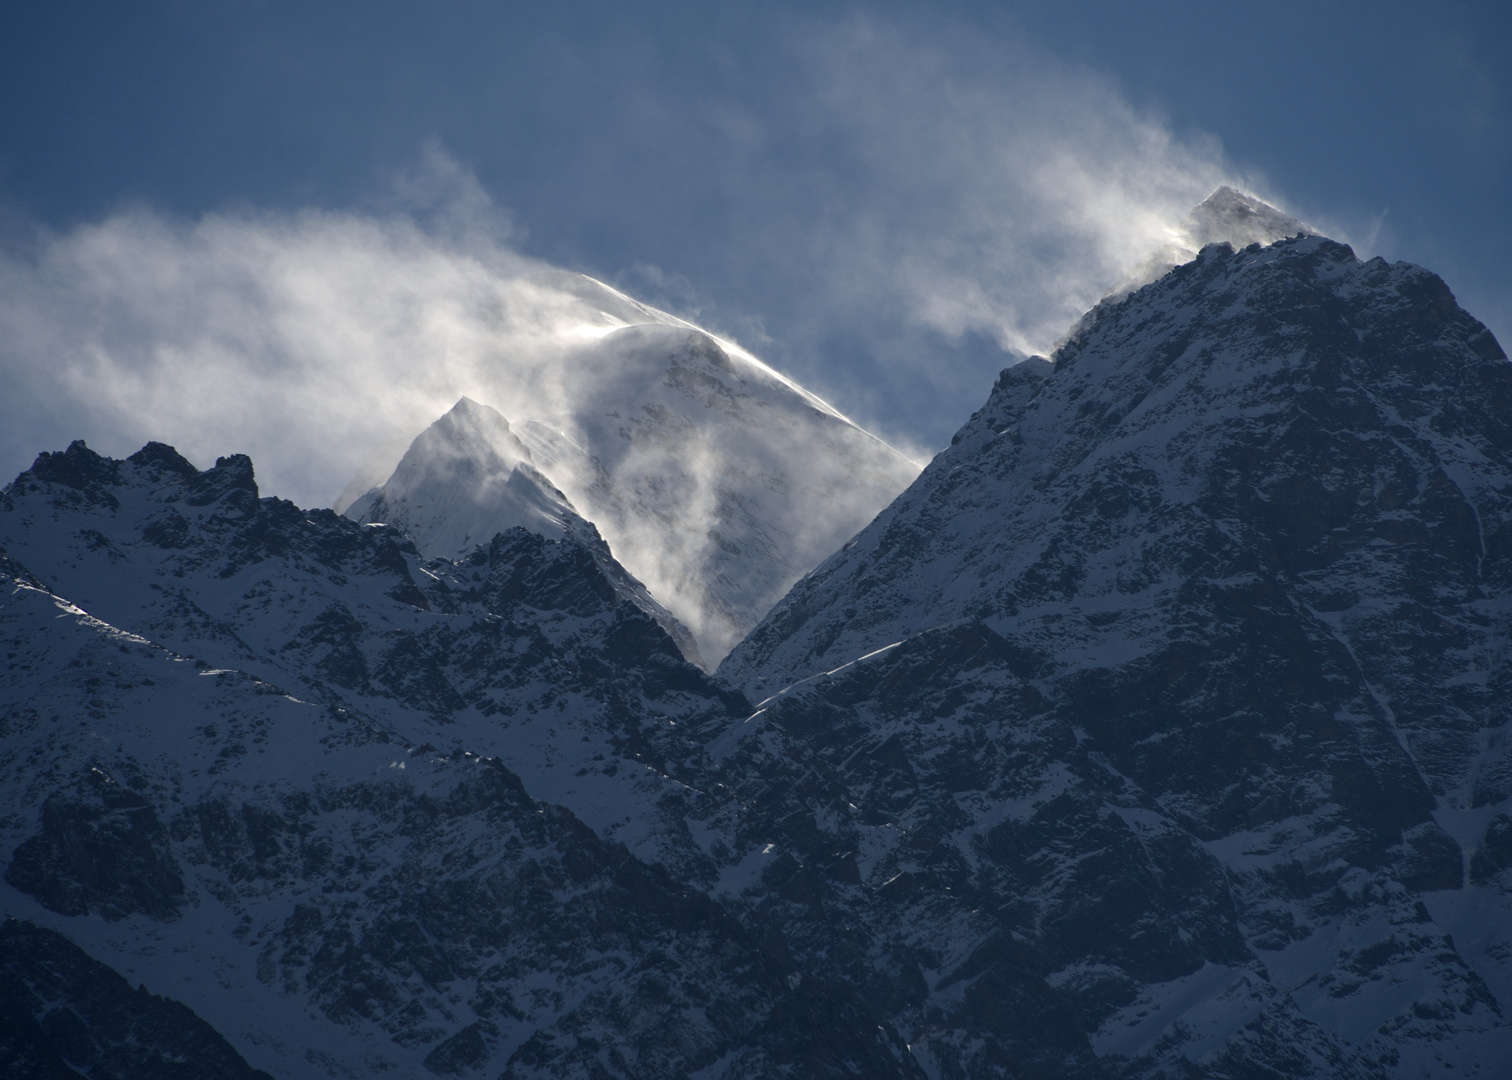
[7,190,1512,1080]
[1110,185,1312,303]
[345,397,581,554]
[345,397,703,664]
[0,440,919,1078]
[1184,185,1308,250]
[719,226,1512,1074]
[338,275,922,668]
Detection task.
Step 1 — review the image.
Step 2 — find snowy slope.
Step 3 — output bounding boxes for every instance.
[0,563,891,1079]
[345,396,580,553]
[339,274,922,668]
[719,223,1512,1075]
[346,396,703,664]
[9,189,1512,1080]
[0,441,728,877]
[0,443,917,1079]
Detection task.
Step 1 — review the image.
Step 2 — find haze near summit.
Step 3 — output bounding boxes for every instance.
[0,1,1507,510]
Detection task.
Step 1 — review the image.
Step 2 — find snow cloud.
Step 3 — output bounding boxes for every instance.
[662,12,1281,435]
[0,13,1290,507]
[0,154,616,507]
[780,15,1240,352]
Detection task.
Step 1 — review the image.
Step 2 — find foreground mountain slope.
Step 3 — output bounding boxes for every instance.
[0,449,917,1080]
[719,232,1512,1075]
[0,439,741,871]
[339,275,922,667]
[0,918,274,1080]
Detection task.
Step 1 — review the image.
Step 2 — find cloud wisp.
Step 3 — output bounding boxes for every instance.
[0,13,1298,511]
[564,11,1288,444]
[0,158,926,666]
[0,168,602,507]
[780,15,1243,353]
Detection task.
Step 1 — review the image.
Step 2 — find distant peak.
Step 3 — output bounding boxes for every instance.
[1106,187,1317,301]
[1185,186,1310,250]
[432,397,518,443]
[443,395,504,423]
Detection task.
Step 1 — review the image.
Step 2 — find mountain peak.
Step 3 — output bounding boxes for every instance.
[442,394,496,422]
[431,394,515,443]
[338,309,922,667]
[344,396,578,553]
[1105,187,1314,303]
[717,232,1512,1074]
[343,395,705,663]
[1185,185,1309,250]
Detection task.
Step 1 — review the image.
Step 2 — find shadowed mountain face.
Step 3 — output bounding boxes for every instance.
[0,919,275,1080]
[717,234,1512,1075]
[0,443,914,1079]
[5,224,1512,1079]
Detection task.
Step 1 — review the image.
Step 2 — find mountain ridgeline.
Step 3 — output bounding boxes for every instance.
[4,193,1512,1079]
[338,284,922,670]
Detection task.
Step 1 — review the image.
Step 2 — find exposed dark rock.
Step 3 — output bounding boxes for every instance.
[0,919,273,1080]
[717,233,1512,1077]
[1469,814,1512,885]
[6,770,184,922]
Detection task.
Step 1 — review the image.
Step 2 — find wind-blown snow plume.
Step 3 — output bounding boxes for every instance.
[0,16,1325,668]
[0,154,922,665]
[0,171,591,508]
[775,14,1241,354]
[0,14,1316,504]
[655,11,1304,436]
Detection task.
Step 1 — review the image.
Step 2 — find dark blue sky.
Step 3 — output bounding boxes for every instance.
[2,0,1509,483]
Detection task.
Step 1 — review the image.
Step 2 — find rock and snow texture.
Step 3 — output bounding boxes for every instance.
[8,198,1512,1080]
[345,396,581,553]
[0,441,732,880]
[0,441,912,1079]
[720,230,1512,1075]
[346,397,703,664]
[339,275,922,668]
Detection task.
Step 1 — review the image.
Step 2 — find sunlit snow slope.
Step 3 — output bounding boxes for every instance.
[340,274,922,668]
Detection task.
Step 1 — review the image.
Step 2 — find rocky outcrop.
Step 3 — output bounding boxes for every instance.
[6,770,185,922]
[0,919,273,1080]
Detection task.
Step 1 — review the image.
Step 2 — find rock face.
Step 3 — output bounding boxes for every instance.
[339,276,922,667]
[0,438,741,882]
[6,214,1512,1079]
[0,918,274,1080]
[5,770,185,923]
[0,443,913,1078]
[720,233,1512,1075]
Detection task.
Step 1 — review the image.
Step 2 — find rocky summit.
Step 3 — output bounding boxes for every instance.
[720,232,1512,1075]
[5,211,1512,1079]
